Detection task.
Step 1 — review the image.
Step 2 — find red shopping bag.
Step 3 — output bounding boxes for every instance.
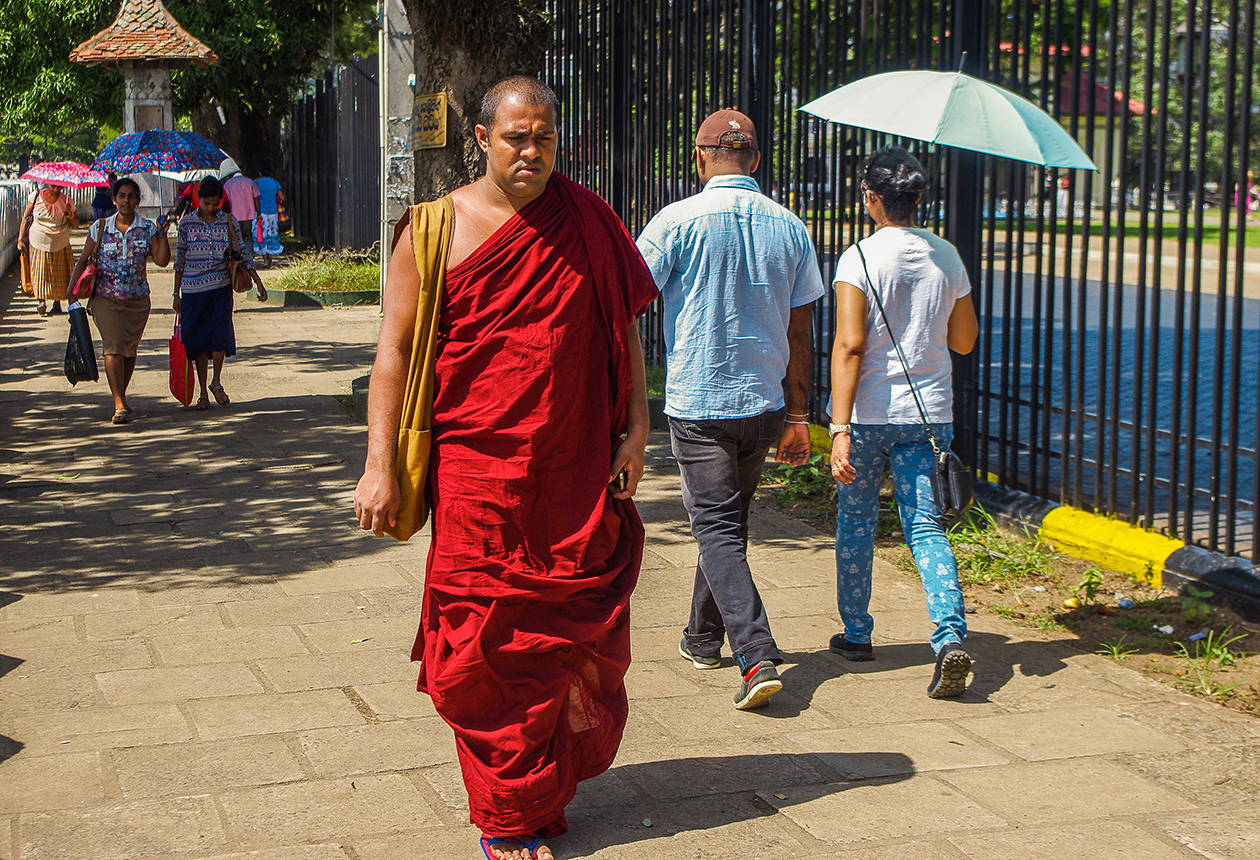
[168,320,194,406]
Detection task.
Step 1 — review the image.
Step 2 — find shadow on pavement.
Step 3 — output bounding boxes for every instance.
[561,753,914,854]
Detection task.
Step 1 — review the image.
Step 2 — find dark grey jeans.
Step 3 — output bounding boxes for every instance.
[669,409,785,671]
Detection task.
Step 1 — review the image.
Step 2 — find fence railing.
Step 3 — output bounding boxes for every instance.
[283,56,381,252]
[545,0,1259,559]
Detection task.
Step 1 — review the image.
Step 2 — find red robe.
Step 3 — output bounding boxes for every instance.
[413,174,658,837]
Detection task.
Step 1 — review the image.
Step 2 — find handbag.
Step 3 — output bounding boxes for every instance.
[19,247,33,297]
[382,196,454,542]
[64,301,99,385]
[225,219,252,293]
[854,245,974,522]
[168,318,195,406]
[71,218,107,299]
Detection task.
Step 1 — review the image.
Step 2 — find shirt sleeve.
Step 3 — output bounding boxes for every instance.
[831,244,869,297]
[634,215,675,290]
[88,220,102,243]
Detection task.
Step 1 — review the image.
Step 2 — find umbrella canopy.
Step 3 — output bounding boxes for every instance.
[91,130,226,175]
[20,161,110,188]
[799,70,1097,170]
[153,155,241,185]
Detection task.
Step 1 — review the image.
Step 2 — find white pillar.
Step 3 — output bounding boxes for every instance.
[122,68,176,220]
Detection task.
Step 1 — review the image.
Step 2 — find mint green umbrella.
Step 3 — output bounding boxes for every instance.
[800,70,1097,170]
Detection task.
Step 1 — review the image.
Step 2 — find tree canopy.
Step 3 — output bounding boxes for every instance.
[0,0,377,168]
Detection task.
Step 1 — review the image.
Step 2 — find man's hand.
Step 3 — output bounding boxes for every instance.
[830,433,856,484]
[609,432,647,500]
[172,294,181,314]
[775,422,811,466]
[16,237,26,253]
[354,468,401,536]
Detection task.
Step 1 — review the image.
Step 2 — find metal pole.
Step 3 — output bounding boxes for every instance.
[378,0,389,300]
[948,0,985,469]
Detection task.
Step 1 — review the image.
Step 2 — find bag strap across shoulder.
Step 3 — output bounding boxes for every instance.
[854,243,940,453]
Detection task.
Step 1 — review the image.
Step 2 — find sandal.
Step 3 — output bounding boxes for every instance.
[111,409,132,425]
[481,836,545,860]
[209,382,230,405]
[37,304,48,317]
[193,397,212,411]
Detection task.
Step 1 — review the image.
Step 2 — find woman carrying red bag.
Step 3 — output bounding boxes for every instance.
[66,177,172,425]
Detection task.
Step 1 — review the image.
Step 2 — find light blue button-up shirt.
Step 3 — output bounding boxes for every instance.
[636,174,825,420]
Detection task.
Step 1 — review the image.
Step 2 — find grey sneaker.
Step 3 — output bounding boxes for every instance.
[678,638,720,670]
[733,661,782,710]
[927,643,972,698]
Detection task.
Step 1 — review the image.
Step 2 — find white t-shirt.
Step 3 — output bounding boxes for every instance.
[831,227,971,424]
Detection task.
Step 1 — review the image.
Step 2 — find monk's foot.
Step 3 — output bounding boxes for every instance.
[481,835,554,860]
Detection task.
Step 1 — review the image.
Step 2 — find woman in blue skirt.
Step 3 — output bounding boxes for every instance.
[173,176,267,410]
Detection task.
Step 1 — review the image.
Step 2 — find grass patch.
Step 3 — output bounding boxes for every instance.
[277,248,380,293]
[645,364,665,399]
[947,506,1056,587]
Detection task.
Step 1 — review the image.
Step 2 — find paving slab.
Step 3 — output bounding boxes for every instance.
[1,267,1257,859]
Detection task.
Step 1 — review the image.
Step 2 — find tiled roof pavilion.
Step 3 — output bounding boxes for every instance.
[69,0,218,69]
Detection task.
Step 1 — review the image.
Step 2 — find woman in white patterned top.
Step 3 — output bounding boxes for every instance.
[66,177,172,424]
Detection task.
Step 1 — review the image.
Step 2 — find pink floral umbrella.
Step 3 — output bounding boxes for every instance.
[20,161,110,188]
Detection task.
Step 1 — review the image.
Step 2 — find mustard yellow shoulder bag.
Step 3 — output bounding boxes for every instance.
[384,196,453,542]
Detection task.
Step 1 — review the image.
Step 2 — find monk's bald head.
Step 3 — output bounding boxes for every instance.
[479,77,560,131]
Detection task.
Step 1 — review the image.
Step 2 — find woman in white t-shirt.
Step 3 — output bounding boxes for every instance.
[827,146,979,698]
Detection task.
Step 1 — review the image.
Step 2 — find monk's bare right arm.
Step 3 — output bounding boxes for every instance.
[354,228,421,536]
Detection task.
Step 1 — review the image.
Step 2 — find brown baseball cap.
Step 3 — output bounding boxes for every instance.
[695,109,759,150]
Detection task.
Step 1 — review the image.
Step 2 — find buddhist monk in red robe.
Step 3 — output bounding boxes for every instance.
[354,77,658,860]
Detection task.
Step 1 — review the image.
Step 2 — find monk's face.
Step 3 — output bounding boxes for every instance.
[476,94,558,200]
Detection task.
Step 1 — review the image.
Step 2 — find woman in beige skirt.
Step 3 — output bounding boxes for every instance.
[18,184,79,316]
[66,178,171,424]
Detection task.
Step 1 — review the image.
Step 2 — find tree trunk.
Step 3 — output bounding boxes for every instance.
[403,0,550,201]
[190,103,285,180]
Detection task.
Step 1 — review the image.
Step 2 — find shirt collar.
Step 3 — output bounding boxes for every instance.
[701,174,761,193]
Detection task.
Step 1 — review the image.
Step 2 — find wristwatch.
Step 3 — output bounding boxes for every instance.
[828,423,851,438]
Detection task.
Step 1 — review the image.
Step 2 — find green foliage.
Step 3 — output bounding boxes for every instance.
[643,364,665,399]
[1182,584,1214,624]
[1096,636,1137,660]
[1074,568,1105,604]
[0,0,377,163]
[947,505,1056,586]
[764,454,836,504]
[276,248,379,293]
[1174,627,1248,699]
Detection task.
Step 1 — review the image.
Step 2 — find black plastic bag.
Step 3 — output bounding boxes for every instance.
[64,301,99,385]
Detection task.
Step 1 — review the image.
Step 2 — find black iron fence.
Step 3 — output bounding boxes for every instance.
[545,0,1259,559]
[283,56,381,251]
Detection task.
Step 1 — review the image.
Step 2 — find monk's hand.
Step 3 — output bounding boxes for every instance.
[609,432,646,500]
[775,421,811,466]
[830,433,856,484]
[354,469,401,537]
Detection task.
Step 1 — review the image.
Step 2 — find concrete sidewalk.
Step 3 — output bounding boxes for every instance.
[1,266,1258,860]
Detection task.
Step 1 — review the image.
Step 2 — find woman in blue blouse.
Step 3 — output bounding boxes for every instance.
[174,176,267,411]
[67,177,172,424]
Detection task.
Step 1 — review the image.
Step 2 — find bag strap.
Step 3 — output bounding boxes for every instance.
[226,216,241,255]
[90,217,106,261]
[854,243,940,454]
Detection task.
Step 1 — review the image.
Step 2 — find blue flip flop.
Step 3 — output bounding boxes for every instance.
[481,836,544,859]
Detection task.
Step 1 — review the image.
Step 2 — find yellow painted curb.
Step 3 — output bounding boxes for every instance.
[1039,506,1183,586]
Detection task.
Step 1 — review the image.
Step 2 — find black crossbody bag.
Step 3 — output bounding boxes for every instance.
[855,245,973,522]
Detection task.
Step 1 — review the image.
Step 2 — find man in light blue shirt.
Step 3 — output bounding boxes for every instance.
[637,109,824,711]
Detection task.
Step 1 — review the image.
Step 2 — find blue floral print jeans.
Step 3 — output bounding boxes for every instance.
[834,422,967,654]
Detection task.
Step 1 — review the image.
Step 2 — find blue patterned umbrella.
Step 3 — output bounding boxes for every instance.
[91,130,227,175]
